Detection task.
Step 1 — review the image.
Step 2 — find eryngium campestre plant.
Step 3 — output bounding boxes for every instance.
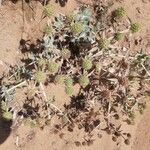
[71,23,83,34]
[35,71,47,83]
[2,111,13,121]
[37,59,46,68]
[112,7,126,19]
[43,5,54,17]
[61,49,71,59]
[48,62,59,74]
[65,86,74,96]
[82,58,93,71]
[54,75,65,85]
[114,32,124,41]
[130,23,141,33]
[65,77,73,87]
[95,62,102,73]
[44,25,53,35]
[98,38,109,49]
[67,13,77,23]
[79,75,90,88]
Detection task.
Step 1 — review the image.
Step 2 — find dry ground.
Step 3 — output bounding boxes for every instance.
[0,0,150,150]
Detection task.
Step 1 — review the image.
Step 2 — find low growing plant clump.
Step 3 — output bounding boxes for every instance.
[0,3,149,147]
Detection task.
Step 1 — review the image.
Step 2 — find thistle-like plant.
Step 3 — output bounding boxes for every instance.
[1,101,13,121]
[82,58,93,71]
[61,49,71,59]
[48,62,59,74]
[79,75,90,88]
[65,86,74,96]
[114,32,124,41]
[44,25,53,35]
[35,70,47,83]
[98,38,109,49]
[37,59,46,68]
[54,75,65,85]
[67,13,77,23]
[2,111,13,121]
[112,7,126,19]
[64,77,73,87]
[43,5,54,17]
[0,85,15,101]
[130,23,141,33]
[1,101,7,111]
[71,23,83,34]
[95,62,102,73]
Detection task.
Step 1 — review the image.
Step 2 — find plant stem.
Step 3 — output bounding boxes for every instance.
[1,81,27,99]
[39,82,71,123]
[141,63,150,76]
[7,81,27,93]
[39,83,63,114]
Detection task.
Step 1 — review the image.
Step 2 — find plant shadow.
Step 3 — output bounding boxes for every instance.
[0,100,12,144]
[55,0,68,7]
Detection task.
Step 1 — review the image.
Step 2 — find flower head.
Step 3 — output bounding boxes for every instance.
[79,75,90,88]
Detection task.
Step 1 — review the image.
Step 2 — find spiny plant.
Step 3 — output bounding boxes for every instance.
[67,13,77,23]
[1,101,13,121]
[43,5,54,17]
[2,111,13,121]
[48,61,59,74]
[130,23,141,33]
[112,7,126,19]
[71,23,83,34]
[98,38,109,49]
[114,32,124,41]
[79,75,90,88]
[44,25,53,35]
[54,75,65,85]
[65,86,74,96]
[82,58,93,71]
[65,77,73,87]
[37,59,46,68]
[35,70,47,83]
[61,49,71,59]
[0,4,147,146]
[95,62,102,73]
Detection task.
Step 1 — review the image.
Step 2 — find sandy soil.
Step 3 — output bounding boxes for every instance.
[0,0,150,150]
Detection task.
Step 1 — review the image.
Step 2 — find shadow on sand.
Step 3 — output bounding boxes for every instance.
[0,101,12,145]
